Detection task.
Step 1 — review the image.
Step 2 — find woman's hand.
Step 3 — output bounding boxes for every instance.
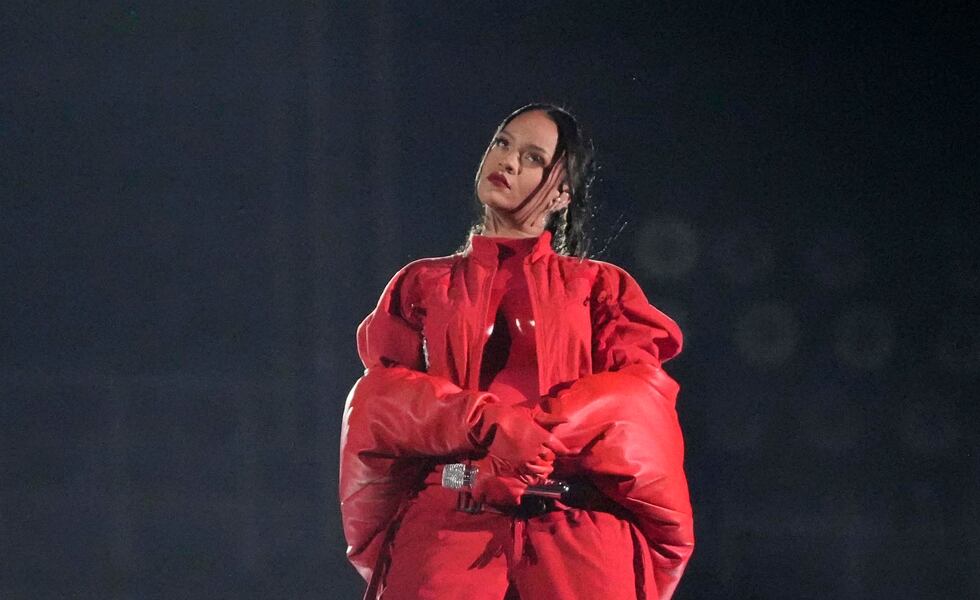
[471,404,568,479]
[467,406,563,506]
[468,456,531,507]
[514,158,569,230]
[485,157,570,236]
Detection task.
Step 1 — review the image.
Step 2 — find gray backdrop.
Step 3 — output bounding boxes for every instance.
[3,2,978,598]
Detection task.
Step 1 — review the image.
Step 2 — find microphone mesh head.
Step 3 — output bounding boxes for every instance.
[442,463,465,489]
[442,463,475,489]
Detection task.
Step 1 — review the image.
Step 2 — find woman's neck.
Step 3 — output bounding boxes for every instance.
[481,209,547,238]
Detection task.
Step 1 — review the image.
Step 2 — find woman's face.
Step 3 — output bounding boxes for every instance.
[477,110,560,213]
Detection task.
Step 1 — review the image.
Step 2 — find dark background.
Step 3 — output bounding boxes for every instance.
[3,2,978,598]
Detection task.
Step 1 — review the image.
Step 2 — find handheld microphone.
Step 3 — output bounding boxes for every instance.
[441,463,571,499]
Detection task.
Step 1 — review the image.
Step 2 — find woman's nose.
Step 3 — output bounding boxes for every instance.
[498,151,518,173]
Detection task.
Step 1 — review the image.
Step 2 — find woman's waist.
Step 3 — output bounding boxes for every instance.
[420,462,625,519]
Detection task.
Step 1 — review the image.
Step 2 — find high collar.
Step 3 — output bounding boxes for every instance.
[467,230,555,267]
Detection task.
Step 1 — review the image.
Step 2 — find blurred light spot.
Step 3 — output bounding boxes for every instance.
[804,227,867,289]
[833,305,895,371]
[635,216,699,279]
[712,221,776,285]
[734,301,800,367]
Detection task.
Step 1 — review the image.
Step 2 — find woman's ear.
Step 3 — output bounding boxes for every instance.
[552,198,570,214]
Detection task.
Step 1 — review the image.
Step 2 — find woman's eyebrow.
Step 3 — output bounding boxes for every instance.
[499,129,551,156]
[525,144,550,157]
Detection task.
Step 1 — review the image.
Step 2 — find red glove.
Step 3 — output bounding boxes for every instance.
[470,404,568,480]
[468,456,530,507]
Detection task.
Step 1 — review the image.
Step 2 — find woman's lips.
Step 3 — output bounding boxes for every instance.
[488,173,510,189]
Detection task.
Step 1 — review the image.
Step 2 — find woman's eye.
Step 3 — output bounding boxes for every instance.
[526,153,545,165]
[492,137,508,148]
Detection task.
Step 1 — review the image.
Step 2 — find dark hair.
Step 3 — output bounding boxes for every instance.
[464,103,596,258]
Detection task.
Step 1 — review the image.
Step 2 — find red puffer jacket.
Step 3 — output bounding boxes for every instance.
[340,231,694,598]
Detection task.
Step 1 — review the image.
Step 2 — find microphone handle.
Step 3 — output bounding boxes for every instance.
[524,479,571,499]
[442,463,571,500]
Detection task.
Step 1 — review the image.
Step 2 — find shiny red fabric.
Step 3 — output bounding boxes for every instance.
[479,235,540,409]
[381,468,656,600]
[341,230,694,599]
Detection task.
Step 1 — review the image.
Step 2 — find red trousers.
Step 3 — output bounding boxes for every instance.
[382,471,655,600]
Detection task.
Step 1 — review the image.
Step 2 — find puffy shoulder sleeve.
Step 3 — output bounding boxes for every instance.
[543,262,693,599]
[341,261,496,582]
[590,263,683,372]
[356,262,426,371]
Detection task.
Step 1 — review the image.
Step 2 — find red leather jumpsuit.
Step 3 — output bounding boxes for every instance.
[341,231,694,599]
[384,236,606,599]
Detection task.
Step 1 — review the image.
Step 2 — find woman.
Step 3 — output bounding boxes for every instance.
[340,104,694,599]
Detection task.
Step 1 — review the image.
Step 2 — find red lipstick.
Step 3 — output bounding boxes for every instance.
[487,172,510,189]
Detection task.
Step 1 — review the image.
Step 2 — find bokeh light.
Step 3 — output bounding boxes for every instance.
[634,216,700,279]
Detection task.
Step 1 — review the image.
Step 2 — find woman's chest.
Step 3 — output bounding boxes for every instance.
[416,263,595,383]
